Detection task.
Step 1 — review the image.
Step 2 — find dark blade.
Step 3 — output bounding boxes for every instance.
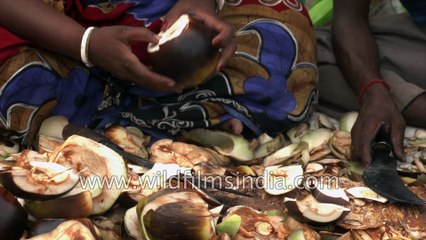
[62,123,154,168]
[363,142,426,205]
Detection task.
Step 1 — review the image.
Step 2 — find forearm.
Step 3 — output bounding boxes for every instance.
[0,0,84,61]
[332,0,386,103]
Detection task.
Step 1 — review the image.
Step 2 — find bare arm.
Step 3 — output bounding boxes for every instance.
[0,0,180,92]
[332,0,405,164]
[333,0,381,94]
[0,0,84,61]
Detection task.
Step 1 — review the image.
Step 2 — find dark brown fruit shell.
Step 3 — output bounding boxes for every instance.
[149,15,220,89]
[312,187,350,206]
[118,191,145,208]
[142,202,212,240]
[0,187,28,240]
[24,191,93,219]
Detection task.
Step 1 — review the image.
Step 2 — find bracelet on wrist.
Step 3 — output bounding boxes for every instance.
[357,79,390,103]
[80,26,96,68]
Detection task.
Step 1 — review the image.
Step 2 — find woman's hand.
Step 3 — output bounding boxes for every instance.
[89,26,181,93]
[352,84,406,165]
[164,0,236,71]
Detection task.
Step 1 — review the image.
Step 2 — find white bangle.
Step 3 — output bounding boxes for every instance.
[80,26,96,68]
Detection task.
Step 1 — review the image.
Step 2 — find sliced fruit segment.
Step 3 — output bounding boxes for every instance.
[216,214,242,238]
[345,186,388,203]
[254,134,285,159]
[263,142,309,167]
[313,185,350,206]
[37,115,69,140]
[181,129,254,162]
[49,135,127,214]
[284,194,350,224]
[300,128,333,152]
[287,229,305,240]
[104,125,148,159]
[124,206,142,240]
[0,161,78,200]
[339,111,358,132]
[263,165,303,195]
[28,220,96,240]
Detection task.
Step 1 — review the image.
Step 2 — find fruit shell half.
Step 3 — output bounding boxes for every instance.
[148,14,220,89]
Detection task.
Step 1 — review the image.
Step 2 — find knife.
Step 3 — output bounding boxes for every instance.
[62,123,252,197]
[363,138,426,205]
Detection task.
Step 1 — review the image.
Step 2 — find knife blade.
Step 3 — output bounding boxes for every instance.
[363,141,426,205]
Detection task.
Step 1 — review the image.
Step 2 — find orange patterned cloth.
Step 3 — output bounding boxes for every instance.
[0,0,317,145]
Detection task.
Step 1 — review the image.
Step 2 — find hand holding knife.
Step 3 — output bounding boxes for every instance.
[363,130,426,205]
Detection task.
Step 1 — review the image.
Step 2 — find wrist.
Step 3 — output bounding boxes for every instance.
[357,79,390,105]
[359,82,392,105]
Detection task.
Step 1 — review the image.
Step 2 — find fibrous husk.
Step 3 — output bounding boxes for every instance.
[193,162,227,177]
[0,161,79,200]
[104,125,149,159]
[329,131,352,160]
[150,139,230,168]
[28,220,96,240]
[12,149,47,168]
[205,175,288,212]
[37,135,63,155]
[49,135,127,215]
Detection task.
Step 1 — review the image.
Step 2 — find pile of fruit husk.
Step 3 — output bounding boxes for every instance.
[0,112,425,240]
